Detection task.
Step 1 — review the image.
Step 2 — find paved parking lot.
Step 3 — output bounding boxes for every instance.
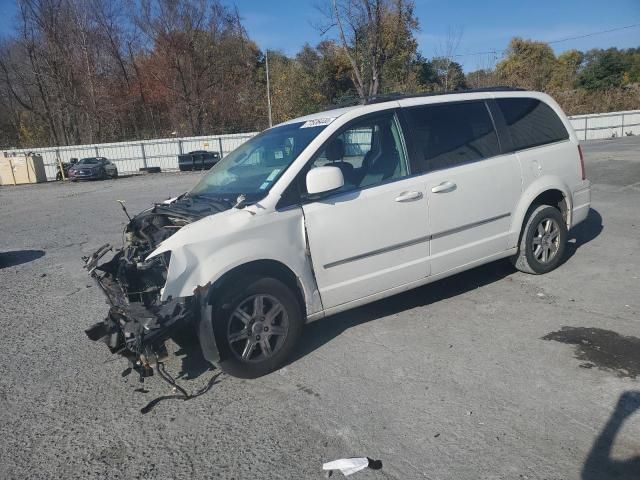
[1,137,638,479]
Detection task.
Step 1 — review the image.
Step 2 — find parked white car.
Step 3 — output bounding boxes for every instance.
[85,88,591,379]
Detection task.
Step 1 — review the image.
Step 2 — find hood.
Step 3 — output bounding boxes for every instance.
[147,206,257,260]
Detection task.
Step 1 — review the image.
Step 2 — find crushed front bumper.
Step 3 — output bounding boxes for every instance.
[83,244,218,379]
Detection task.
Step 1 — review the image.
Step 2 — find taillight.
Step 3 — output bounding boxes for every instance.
[577,145,586,180]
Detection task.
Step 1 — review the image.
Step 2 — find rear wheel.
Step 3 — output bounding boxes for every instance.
[213,277,303,378]
[512,205,567,274]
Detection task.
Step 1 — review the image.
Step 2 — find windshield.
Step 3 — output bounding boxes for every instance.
[78,158,100,165]
[190,121,328,200]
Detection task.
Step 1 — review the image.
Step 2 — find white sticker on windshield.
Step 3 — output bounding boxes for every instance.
[266,168,281,181]
[300,117,336,128]
[258,181,270,190]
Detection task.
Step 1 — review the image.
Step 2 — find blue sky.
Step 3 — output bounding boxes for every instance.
[0,0,638,71]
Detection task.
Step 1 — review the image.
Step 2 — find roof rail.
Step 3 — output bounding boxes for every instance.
[324,86,526,110]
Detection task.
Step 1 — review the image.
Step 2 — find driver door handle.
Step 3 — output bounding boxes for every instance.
[431,181,457,193]
[395,191,423,202]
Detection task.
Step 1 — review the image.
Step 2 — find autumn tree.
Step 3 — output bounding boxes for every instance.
[0,0,638,149]
[267,51,322,124]
[547,49,583,91]
[496,38,556,91]
[136,0,260,136]
[319,0,419,98]
[465,68,498,89]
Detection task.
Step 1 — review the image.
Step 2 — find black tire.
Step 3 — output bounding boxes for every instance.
[512,205,567,274]
[112,169,118,179]
[213,277,303,378]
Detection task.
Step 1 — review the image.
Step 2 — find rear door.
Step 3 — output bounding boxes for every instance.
[301,111,431,309]
[401,99,522,275]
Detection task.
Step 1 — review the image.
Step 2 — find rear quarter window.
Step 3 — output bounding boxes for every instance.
[496,98,569,152]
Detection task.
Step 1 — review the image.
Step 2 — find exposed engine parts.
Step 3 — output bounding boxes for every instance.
[83,195,230,381]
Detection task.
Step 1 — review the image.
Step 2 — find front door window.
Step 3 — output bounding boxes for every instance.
[306,113,409,193]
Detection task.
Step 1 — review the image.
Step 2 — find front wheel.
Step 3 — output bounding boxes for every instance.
[213,277,303,378]
[512,205,567,274]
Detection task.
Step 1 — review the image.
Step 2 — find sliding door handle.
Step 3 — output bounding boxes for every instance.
[431,181,457,193]
[395,191,423,202]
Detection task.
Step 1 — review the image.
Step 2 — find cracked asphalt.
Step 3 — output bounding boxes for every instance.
[1,136,639,479]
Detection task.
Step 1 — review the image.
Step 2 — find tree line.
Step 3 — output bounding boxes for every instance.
[0,0,638,149]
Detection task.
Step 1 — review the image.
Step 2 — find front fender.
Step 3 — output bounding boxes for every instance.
[153,208,322,318]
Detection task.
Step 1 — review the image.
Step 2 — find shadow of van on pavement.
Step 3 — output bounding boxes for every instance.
[563,208,603,263]
[290,258,516,364]
[291,208,603,365]
[582,391,640,480]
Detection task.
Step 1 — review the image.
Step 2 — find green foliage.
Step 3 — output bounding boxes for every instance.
[548,50,583,91]
[496,38,556,91]
[576,48,638,91]
[492,41,640,114]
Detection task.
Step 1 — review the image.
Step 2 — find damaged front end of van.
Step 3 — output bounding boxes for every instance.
[83,196,229,380]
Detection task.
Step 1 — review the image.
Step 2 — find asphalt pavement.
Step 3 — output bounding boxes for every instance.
[0,137,638,479]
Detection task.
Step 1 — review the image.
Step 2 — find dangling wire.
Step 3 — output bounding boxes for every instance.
[140,362,222,414]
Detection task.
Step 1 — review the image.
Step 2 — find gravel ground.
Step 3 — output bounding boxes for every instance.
[1,137,639,480]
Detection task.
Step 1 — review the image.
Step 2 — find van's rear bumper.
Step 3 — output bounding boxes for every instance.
[571,180,591,228]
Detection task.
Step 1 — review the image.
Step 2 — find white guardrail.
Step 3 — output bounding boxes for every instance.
[2,109,639,180]
[2,132,258,181]
[568,109,640,141]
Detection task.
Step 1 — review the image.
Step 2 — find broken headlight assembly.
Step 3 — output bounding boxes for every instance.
[83,196,229,381]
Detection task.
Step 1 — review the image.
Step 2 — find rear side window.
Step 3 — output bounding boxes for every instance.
[403,101,500,172]
[496,98,569,152]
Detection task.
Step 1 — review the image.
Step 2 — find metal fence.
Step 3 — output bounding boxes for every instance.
[2,108,639,181]
[2,132,258,180]
[568,109,640,141]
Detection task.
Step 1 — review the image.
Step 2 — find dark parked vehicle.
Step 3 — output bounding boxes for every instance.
[56,158,78,180]
[68,157,118,181]
[178,150,221,171]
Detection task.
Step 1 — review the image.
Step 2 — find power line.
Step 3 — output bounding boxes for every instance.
[547,23,640,45]
[452,22,640,58]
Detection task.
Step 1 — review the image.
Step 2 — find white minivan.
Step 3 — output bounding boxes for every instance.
[85,88,591,379]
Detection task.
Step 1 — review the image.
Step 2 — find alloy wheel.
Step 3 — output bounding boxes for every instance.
[532,217,561,264]
[227,294,289,362]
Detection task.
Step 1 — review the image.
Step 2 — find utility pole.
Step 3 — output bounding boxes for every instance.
[265,50,273,128]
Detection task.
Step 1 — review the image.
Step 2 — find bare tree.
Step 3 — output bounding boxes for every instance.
[434,26,463,91]
[318,0,418,99]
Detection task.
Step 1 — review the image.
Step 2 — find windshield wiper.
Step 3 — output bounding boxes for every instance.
[233,194,248,209]
[187,193,234,210]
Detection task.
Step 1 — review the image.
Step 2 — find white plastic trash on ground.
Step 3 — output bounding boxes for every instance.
[322,457,383,476]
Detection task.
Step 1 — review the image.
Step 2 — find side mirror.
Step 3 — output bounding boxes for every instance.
[306,166,344,196]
